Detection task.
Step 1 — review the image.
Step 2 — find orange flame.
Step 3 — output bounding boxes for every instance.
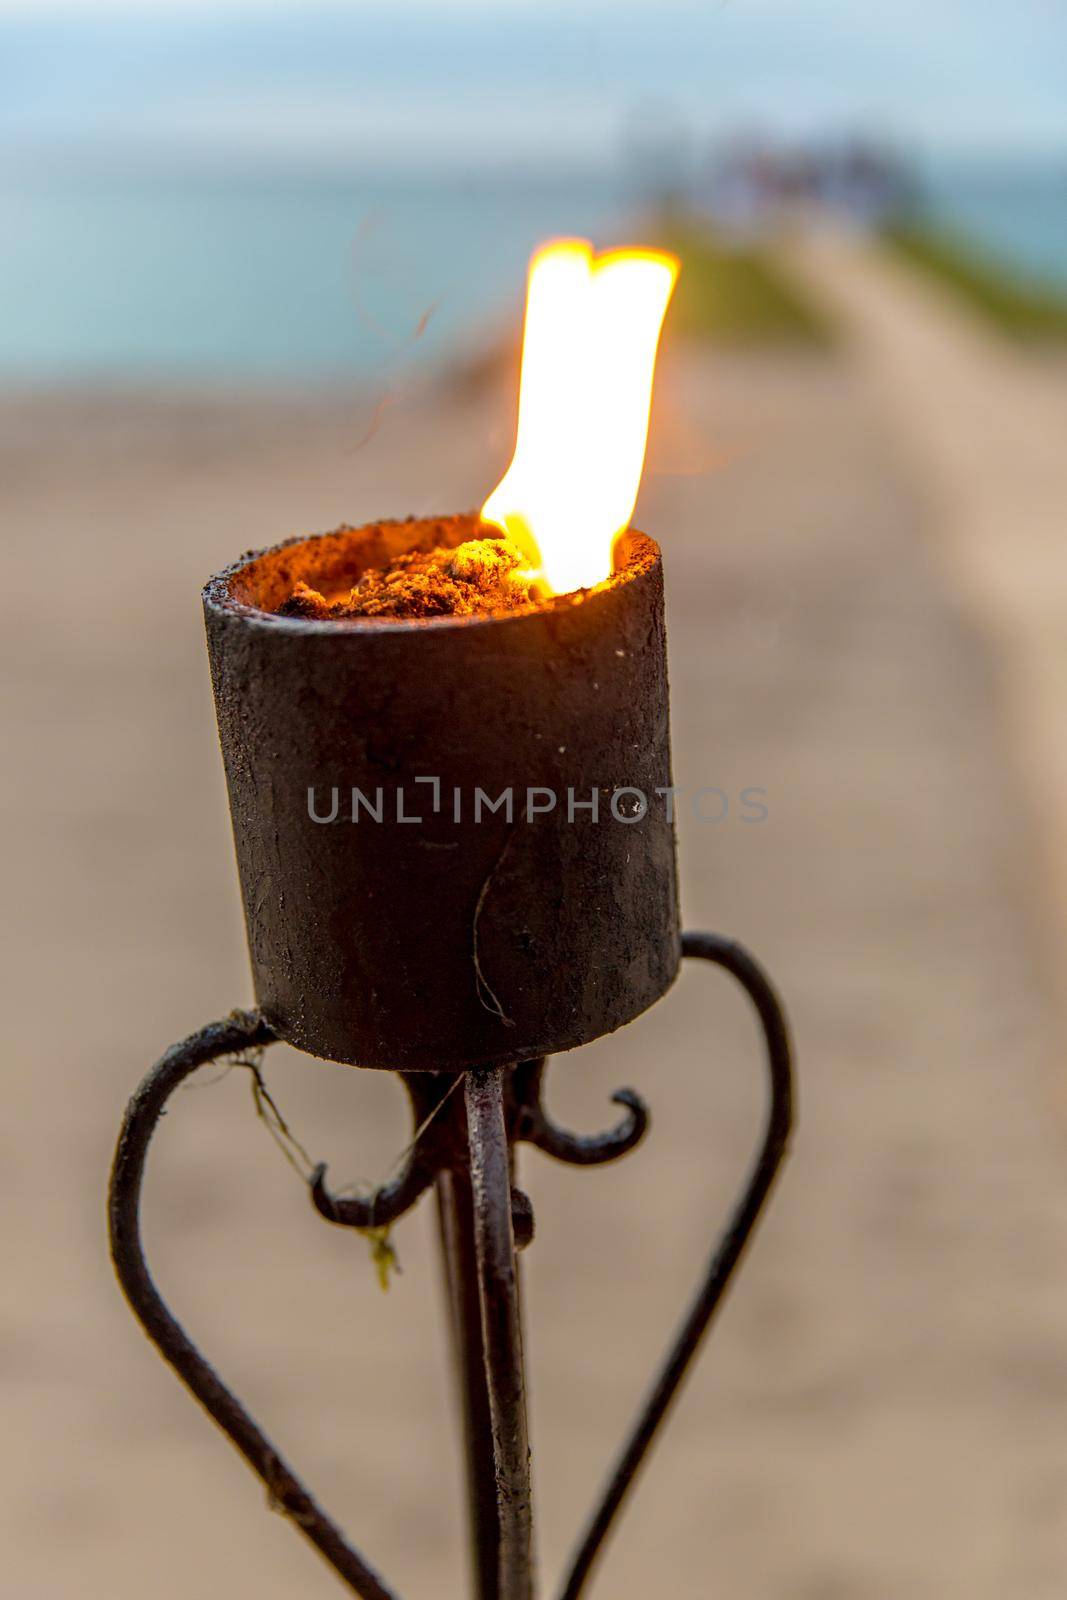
[481,238,678,596]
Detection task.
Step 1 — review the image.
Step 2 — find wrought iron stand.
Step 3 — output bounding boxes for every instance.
[108,931,793,1599]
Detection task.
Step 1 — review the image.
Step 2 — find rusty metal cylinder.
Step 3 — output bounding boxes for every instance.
[203,515,680,1071]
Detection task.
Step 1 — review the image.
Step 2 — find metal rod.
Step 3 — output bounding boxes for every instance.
[107,1014,402,1600]
[465,1067,535,1600]
[557,933,794,1600]
[435,1162,503,1600]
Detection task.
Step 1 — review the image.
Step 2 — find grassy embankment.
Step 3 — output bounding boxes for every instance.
[658,219,831,347]
[884,222,1067,341]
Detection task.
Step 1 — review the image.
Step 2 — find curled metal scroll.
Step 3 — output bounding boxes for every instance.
[310,1057,650,1238]
[510,1058,649,1166]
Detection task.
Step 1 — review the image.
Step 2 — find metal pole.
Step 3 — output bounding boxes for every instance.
[465,1067,534,1600]
[435,1162,503,1599]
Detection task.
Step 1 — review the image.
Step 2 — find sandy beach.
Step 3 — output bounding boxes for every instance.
[4,237,1067,1598]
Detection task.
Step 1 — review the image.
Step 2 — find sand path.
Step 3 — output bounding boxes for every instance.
[789,225,1067,1007]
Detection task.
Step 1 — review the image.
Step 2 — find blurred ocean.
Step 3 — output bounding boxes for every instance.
[1,162,1063,385]
[0,171,625,386]
[921,160,1067,291]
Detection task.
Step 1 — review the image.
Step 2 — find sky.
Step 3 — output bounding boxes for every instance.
[3,1,1066,172]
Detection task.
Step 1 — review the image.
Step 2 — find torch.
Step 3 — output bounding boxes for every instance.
[108,238,794,1600]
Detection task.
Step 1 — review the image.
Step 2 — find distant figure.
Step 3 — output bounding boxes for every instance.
[702,133,917,237]
[822,139,916,227]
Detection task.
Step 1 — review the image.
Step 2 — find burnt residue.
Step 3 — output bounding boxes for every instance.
[280,535,536,620]
[203,515,681,1072]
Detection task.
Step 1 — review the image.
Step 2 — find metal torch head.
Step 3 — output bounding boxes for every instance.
[203,515,680,1071]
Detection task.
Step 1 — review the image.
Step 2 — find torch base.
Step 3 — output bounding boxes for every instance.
[108,931,793,1600]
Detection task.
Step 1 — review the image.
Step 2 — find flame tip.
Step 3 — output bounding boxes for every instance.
[483,235,677,596]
